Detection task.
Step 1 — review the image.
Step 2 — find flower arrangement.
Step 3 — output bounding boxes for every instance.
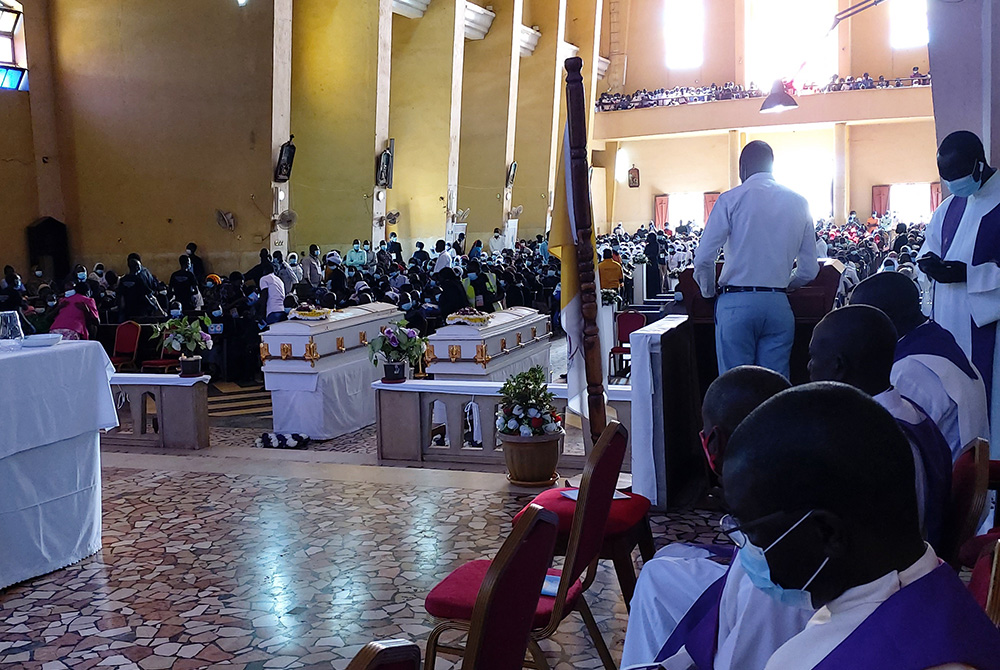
[632,253,649,265]
[368,322,427,366]
[446,307,491,326]
[150,315,213,354]
[496,366,563,437]
[601,288,623,308]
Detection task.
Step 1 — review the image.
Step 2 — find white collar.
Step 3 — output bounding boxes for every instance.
[822,544,938,617]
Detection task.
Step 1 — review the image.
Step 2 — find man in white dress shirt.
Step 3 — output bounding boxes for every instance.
[693,141,819,379]
[917,131,1000,460]
[850,272,989,462]
[721,383,1000,670]
[433,239,453,274]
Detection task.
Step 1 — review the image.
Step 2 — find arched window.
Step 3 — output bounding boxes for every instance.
[890,0,928,50]
[663,0,704,70]
[744,0,838,90]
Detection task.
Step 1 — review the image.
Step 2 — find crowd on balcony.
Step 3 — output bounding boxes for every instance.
[596,66,932,112]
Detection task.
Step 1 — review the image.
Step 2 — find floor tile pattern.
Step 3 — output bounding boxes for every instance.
[0,466,722,669]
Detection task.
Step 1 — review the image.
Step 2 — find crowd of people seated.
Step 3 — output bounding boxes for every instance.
[0,232,564,378]
[596,67,931,112]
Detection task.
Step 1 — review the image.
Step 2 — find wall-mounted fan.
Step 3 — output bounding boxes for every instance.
[274,209,298,231]
[385,210,400,226]
[216,209,236,231]
[508,205,524,220]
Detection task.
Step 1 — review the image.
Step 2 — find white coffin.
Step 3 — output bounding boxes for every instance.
[426,307,552,380]
[261,302,400,374]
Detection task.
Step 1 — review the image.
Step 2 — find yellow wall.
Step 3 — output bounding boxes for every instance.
[847,0,930,81]
[388,4,462,251]
[611,133,730,229]
[0,92,38,273]
[849,119,938,215]
[48,0,277,280]
[290,0,387,253]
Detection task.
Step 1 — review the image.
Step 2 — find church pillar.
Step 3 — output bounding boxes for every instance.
[728,129,741,190]
[457,0,524,242]
[290,0,393,252]
[833,122,849,227]
[387,0,465,251]
[513,0,567,241]
[269,0,292,254]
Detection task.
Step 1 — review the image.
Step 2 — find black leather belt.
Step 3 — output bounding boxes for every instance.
[720,286,787,294]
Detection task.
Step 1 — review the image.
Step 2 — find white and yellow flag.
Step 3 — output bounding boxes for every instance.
[549,127,602,419]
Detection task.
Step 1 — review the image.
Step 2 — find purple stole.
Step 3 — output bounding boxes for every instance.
[894,321,979,382]
[970,201,1000,405]
[893,400,952,549]
[654,545,736,668]
[813,564,1000,670]
[939,196,967,256]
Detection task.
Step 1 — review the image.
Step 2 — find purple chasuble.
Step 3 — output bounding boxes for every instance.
[969,201,1000,404]
[894,321,980,381]
[893,401,952,549]
[813,564,1000,670]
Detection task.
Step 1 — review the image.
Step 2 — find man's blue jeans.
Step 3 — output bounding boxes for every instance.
[714,291,794,380]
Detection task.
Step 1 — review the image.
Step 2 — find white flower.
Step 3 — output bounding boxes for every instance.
[507,418,519,430]
[496,417,505,430]
[512,405,524,417]
[543,422,559,434]
[527,408,540,418]
[519,424,534,437]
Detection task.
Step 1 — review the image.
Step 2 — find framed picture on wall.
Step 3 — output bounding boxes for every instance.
[628,164,640,188]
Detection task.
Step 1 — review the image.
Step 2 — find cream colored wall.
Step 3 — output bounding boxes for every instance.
[623,0,736,92]
[848,0,930,81]
[849,119,939,215]
[610,133,730,230]
[0,92,38,272]
[48,0,277,281]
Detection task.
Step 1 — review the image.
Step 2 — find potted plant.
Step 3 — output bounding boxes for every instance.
[368,322,427,383]
[496,366,564,486]
[150,315,213,377]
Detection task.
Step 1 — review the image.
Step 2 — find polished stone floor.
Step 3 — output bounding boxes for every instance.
[0,451,723,669]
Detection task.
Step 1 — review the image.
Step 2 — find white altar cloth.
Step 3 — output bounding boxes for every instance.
[0,340,117,589]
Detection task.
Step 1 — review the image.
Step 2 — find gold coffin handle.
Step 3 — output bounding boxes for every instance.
[337,336,346,352]
[424,344,437,364]
[475,344,491,368]
[448,345,461,363]
[304,337,320,368]
[259,342,271,364]
[360,330,368,346]
[500,338,507,352]
[280,343,292,360]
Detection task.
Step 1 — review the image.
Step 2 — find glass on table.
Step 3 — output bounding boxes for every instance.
[0,311,25,351]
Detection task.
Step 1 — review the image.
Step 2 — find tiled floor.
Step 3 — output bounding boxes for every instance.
[0,452,723,670]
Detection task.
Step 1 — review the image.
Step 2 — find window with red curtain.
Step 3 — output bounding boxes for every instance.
[654,195,669,229]
[930,182,943,212]
[872,185,891,217]
[704,193,720,222]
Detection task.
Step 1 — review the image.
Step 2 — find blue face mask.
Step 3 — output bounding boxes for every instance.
[401,302,413,311]
[737,510,829,610]
[363,244,371,251]
[170,309,182,317]
[467,272,478,281]
[77,272,87,281]
[354,244,360,251]
[64,289,76,298]
[211,309,223,317]
[944,167,983,198]
[284,307,292,314]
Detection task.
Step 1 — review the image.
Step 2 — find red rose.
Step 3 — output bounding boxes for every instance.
[531,417,544,428]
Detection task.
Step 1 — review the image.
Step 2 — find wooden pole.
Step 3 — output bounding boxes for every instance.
[564,56,608,444]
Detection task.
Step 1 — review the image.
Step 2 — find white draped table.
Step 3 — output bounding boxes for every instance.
[0,340,118,590]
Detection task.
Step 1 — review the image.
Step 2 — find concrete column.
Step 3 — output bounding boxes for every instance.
[372,0,393,244]
[512,0,567,240]
[21,0,66,222]
[269,0,292,255]
[927,0,1000,165]
[457,0,524,241]
[728,129,741,189]
[564,0,603,146]
[387,1,465,251]
[290,0,393,252]
[833,122,849,227]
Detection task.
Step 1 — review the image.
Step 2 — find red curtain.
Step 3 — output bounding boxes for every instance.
[704,192,720,222]
[872,185,890,217]
[930,182,943,212]
[654,195,669,229]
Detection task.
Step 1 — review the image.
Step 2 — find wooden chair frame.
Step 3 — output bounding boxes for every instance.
[424,422,627,670]
[346,639,421,670]
[987,539,1000,627]
[946,438,990,567]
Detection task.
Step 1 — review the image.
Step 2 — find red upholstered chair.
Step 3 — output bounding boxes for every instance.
[425,421,629,670]
[346,640,421,670]
[989,458,1000,528]
[609,310,647,379]
[110,321,142,371]
[943,438,990,569]
[512,485,654,610]
[140,344,182,374]
[967,538,1000,626]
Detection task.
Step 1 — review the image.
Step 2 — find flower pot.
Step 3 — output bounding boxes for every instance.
[179,355,203,378]
[382,361,408,384]
[499,429,564,487]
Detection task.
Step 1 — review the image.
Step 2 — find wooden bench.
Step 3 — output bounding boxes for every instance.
[103,373,211,450]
